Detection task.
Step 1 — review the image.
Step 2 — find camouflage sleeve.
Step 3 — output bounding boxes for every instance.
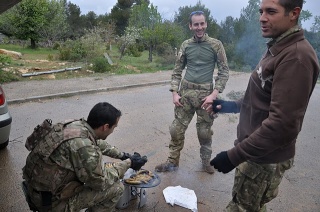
[170,42,187,92]
[69,138,128,191]
[111,160,131,179]
[214,41,229,93]
[96,139,123,159]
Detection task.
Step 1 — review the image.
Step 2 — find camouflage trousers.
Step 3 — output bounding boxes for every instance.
[51,181,124,212]
[225,158,294,212]
[168,80,214,165]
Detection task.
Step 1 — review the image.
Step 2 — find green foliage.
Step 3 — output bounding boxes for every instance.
[92,57,111,73]
[109,0,135,35]
[39,0,68,46]
[80,28,105,61]
[155,42,176,68]
[118,27,142,59]
[0,55,12,65]
[65,2,85,39]
[0,70,19,83]
[156,42,172,56]
[310,16,320,32]
[58,39,86,61]
[305,30,320,63]
[0,55,18,83]
[10,0,49,48]
[127,44,142,57]
[58,29,105,62]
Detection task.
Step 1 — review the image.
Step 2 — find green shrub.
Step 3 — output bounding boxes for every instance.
[0,70,19,83]
[127,44,142,57]
[52,42,61,50]
[0,55,12,66]
[156,43,176,66]
[58,40,87,61]
[156,42,172,56]
[92,57,111,73]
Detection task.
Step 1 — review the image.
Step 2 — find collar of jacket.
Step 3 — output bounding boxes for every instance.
[267,26,304,56]
[82,119,99,141]
[192,33,209,42]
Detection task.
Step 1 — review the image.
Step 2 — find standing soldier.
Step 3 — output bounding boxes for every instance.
[155,11,229,174]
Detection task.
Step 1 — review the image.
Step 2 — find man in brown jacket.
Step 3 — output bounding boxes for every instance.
[207,0,320,211]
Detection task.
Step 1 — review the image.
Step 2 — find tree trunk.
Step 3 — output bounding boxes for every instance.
[30,38,36,49]
[148,45,153,62]
[119,44,126,60]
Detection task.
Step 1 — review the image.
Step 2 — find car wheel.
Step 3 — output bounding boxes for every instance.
[0,139,9,149]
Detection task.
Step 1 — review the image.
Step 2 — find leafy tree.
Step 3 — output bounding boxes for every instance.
[218,16,238,65]
[96,21,116,50]
[118,26,141,60]
[109,0,134,35]
[38,0,68,47]
[5,0,49,48]
[129,0,162,61]
[305,16,320,63]
[83,11,98,30]
[0,8,16,36]
[299,0,312,28]
[65,2,84,39]
[310,16,320,33]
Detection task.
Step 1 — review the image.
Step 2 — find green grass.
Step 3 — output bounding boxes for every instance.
[107,47,174,74]
[0,44,59,60]
[0,43,174,83]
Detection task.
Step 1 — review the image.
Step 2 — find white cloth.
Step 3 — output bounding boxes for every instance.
[163,185,197,212]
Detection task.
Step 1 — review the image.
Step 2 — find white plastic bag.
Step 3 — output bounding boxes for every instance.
[163,185,197,212]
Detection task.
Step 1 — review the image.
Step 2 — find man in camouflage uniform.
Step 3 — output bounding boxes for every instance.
[22,102,147,212]
[208,0,320,211]
[155,11,229,174]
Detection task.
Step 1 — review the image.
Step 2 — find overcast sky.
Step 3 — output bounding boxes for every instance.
[69,0,319,30]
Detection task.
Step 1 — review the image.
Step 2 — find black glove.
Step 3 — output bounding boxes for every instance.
[210,151,235,173]
[120,152,131,160]
[130,152,148,170]
[212,99,240,113]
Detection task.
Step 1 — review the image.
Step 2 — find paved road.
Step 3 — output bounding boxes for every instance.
[1,71,319,211]
[3,71,172,104]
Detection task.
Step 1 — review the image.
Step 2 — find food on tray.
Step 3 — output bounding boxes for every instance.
[124,170,155,185]
[105,162,115,168]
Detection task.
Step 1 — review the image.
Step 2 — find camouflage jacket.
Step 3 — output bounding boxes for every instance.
[170,33,229,93]
[23,119,130,199]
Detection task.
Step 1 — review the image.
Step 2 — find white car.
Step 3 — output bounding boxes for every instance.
[0,85,12,149]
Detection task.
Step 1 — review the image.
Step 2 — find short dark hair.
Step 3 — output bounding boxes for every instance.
[279,0,303,14]
[87,102,122,129]
[189,11,206,24]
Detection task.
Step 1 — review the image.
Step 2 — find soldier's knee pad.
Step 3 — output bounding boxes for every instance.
[169,123,186,140]
[197,127,213,140]
[169,124,178,140]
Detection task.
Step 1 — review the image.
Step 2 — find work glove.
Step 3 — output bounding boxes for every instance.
[130,152,148,171]
[212,99,240,114]
[210,151,235,174]
[120,152,131,160]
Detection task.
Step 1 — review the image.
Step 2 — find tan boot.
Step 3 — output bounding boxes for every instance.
[155,161,178,172]
[202,160,215,174]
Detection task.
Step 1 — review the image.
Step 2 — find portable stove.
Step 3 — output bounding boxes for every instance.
[116,169,161,209]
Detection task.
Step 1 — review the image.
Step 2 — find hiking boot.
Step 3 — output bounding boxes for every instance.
[202,160,215,174]
[155,161,178,172]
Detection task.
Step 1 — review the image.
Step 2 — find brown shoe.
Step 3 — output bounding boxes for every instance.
[155,161,178,172]
[202,160,215,174]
